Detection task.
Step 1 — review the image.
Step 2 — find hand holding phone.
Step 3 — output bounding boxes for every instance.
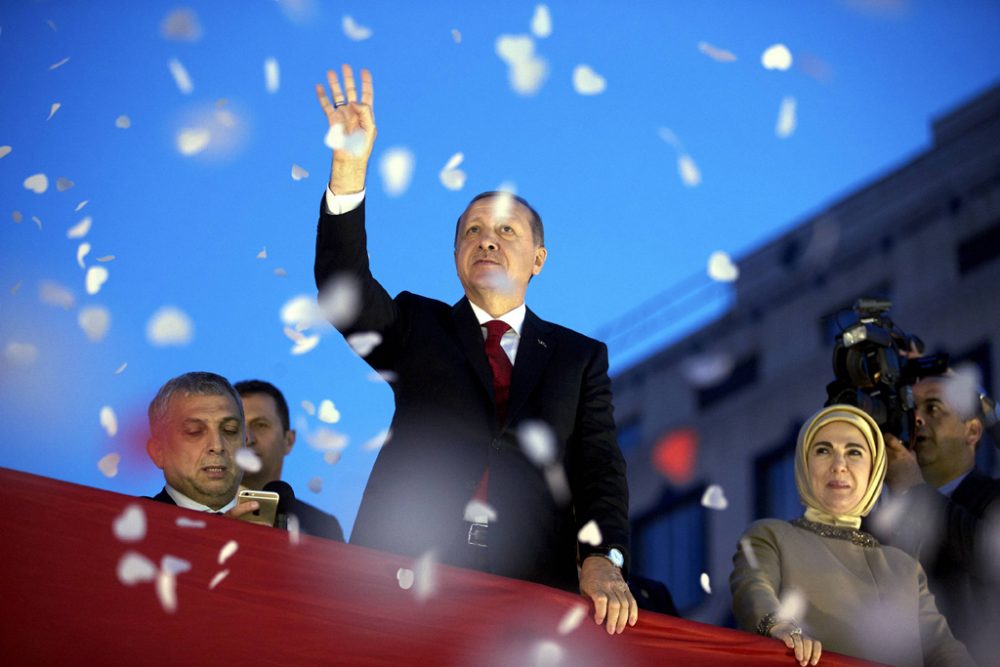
[235,489,280,527]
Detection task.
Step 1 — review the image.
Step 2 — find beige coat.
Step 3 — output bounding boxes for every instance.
[730,519,975,667]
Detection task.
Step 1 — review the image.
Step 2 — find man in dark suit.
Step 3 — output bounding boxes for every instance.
[235,379,344,542]
[875,373,1000,665]
[312,64,637,634]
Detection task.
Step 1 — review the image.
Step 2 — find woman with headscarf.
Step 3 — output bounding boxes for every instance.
[729,404,975,666]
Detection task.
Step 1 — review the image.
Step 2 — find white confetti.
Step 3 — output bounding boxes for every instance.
[517,420,556,466]
[323,450,341,465]
[942,364,982,418]
[291,164,309,181]
[0,145,11,159]
[280,294,323,330]
[557,604,587,635]
[39,281,75,309]
[156,570,178,613]
[100,405,118,437]
[114,362,128,374]
[307,427,349,451]
[413,551,437,602]
[680,352,734,388]
[47,103,61,121]
[177,127,210,155]
[56,176,74,192]
[451,28,462,44]
[342,15,372,41]
[97,255,115,262]
[76,242,91,269]
[85,266,109,295]
[23,173,49,194]
[317,399,341,424]
[463,499,497,524]
[235,447,262,473]
[113,504,147,542]
[368,370,398,384]
[308,477,323,493]
[176,517,206,529]
[287,513,301,545]
[698,41,737,62]
[324,123,367,156]
[161,8,201,41]
[264,57,280,93]
[291,335,320,355]
[396,567,415,590]
[496,34,548,96]
[739,537,759,570]
[168,58,194,94]
[776,96,797,138]
[47,19,58,31]
[218,540,238,565]
[379,147,415,197]
[274,267,287,277]
[701,484,729,510]
[346,331,383,357]
[545,465,571,505]
[75,200,89,211]
[577,520,602,546]
[533,640,564,667]
[256,247,267,259]
[700,572,712,594]
[7,341,39,366]
[707,251,739,282]
[777,588,807,621]
[301,399,316,415]
[677,154,701,187]
[363,428,390,451]
[97,452,120,478]
[67,216,92,238]
[572,64,606,95]
[117,551,157,585]
[761,43,793,71]
[439,152,467,191]
[317,274,361,328]
[32,215,42,230]
[208,569,229,590]
[115,115,131,129]
[146,306,194,346]
[10,280,22,295]
[161,555,192,576]
[531,5,552,38]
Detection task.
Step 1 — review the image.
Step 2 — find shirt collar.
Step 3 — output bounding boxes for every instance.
[468,300,526,337]
[938,468,972,498]
[165,484,238,513]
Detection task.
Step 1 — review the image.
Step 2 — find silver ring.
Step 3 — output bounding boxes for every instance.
[789,627,803,637]
[333,100,346,109]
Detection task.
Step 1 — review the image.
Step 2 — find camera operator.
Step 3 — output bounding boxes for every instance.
[871,371,1000,667]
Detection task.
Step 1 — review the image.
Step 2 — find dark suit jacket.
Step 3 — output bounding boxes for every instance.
[144,488,345,543]
[314,198,630,592]
[867,468,1000,664]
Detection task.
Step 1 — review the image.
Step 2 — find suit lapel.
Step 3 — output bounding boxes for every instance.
[452,298,495,401]
[505,308,554,429]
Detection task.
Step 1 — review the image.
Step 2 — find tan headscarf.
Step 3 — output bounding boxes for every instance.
[794,404,887,529]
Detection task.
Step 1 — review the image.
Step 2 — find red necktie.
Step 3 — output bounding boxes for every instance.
[473,320,513,503]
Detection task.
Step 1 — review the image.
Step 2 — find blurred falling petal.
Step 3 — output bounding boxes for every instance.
[4,342,37,365]
[215,108,236,128]
[56,177,74,191]
[281,294,321,329]
[176,127,210,156]
[11,280,23,295]
[287,514,301,545]
[76,242,91,269]
[46,19,58,31]
[346,331,383,357]
[156,570,178,613]
[307,427,349,451]
[698,41,737,62]
[308,477,323,493]
[531,5,552,38]
[496,34,548,95]
[439,152,467,191]
[235,448,262,473]
[761,43,793,71]
[49,57,70,70]
[317,399,341,424]
[533,640,564,667]
[264,57,280,93]
[363,428,390,451]
[67,216,92,238]
[677,154,701,187]
[557,604,587,635]
[443,152,464,171]
[291,335,320,355]
[451,28,462,43]
[701,484,728,510]
[342,15,373,41]
[651,428,698,484]
[301,399,316,415]
[176,517,206,528]
[47,103,61,121]
[777,588,806,620]
[117,551,157,585]
[161,8,202,41]
[544,464,571,505]
[0,145,11,159]
[944,364,982,417]
[776,96,797,138]
[97,452,120,478]
[161,555,192,576]
[113,504,146,542]
[100,405,118,437]
[168,58,194,94]
[572,64,606,95]
[291,164,309,181]
[32,215,42,229]
[463,499,497,523]
[798,53,834,83]
[274,267,287,277]
[39,280,75,309]
[23,173,49,194]
[739,537,760,569]
[114,362,127,374]
[208,569,229,590]
[12,211,24,223]
[413,551,438,602]
[368,370,398,384]
[577,520,602,546]
[680,352,734,388]
[379,147,415,197]
[97,255,115,262]
[397,567,415,590]
[85,266,109,295]
[218,540,238,565]
[496,34,534,63]
[256,247,267,259]
[146,306,194,346]
[323,450,341,465]
[317,274,361,328]
[700,572,712,594]
[707,251,739,282]
[75,200,89,211]
[115,115,131,129]
[517,420,556,466]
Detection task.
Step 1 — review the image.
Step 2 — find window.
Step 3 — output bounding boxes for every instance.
[957,217,1000,275]
[754,421,802,521]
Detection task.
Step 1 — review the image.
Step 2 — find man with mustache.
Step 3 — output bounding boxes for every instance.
[312,64,636,634]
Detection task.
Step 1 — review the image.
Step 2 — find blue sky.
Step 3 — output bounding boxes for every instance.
[2,0,999,536]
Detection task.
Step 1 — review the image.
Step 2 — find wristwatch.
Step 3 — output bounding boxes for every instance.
[599,547,625,569]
